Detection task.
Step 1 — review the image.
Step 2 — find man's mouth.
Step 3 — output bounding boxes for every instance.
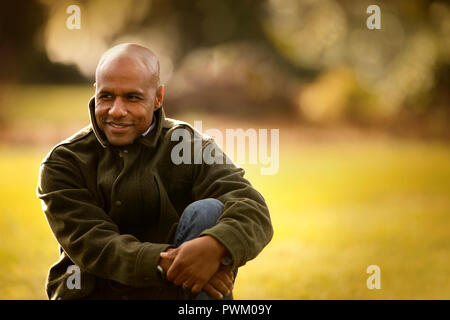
[109,123,130,128]
[106,122,133,133]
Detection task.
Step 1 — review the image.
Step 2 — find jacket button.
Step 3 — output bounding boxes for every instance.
[115,200,122,207]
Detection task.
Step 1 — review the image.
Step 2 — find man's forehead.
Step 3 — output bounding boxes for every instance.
[96,44,160,78]
[96,85,145,95]
[95,66,152,94]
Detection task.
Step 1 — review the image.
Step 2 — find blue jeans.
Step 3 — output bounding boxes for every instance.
[174,198,236,300]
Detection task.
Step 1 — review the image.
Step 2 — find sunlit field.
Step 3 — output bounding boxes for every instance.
[237,141,450,299]
[1,140,449,299]
[0,86,449,299]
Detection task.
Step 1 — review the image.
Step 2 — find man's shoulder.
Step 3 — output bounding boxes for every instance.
[59,124,95,145]
[163,117,192,130]
[162,117,216,150]
[41,125,98,163]
[162,117,211,143]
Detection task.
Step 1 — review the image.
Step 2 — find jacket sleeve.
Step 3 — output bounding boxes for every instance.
[37,146,171,288]
[191,138,274,270]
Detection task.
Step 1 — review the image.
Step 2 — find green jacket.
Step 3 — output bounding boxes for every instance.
[37,98,273,299]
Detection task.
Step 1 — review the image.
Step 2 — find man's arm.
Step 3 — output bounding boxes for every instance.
[37,146,171,288]
[161,136,273,293]
[193,140,274,268]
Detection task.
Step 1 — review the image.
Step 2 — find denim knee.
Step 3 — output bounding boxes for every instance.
[174,198,224,246]
[182,198,224,222]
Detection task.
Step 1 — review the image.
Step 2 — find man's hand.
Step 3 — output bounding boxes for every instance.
[160,235,227,294]
[159,251,234,299]
[202,267,234,299]
[159,247,177,274]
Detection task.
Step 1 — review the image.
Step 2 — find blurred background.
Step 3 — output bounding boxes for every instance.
[0,0,449,299]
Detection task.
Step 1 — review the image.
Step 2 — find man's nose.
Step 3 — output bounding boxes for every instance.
[109,97,127,118]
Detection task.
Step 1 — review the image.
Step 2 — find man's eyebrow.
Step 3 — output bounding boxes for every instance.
[126,91,144,96]
[97,90,113,95]
[96,89,145,96]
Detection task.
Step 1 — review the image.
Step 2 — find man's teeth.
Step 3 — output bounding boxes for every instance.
[110,123,126,128]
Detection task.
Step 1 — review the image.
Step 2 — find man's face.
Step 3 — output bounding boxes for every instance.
[94,56,162,146]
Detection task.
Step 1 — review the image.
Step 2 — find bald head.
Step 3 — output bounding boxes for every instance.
[96,43,160,86]
[94,43,164,146]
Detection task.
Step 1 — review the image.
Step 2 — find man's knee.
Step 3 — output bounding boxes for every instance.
[174,198,224,246]
[181,198,224,225]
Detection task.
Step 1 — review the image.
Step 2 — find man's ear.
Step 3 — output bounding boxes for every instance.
[93,82,97,90]
[155,85,164,110]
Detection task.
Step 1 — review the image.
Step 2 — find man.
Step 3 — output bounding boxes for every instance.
[37,43,273,300]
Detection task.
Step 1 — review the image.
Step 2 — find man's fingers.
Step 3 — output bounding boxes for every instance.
[222,270,234,285]
[166,263,180,282]
[182,279,194,292]
[191,283,205,295]
[160,248,178,260]
[203,283,223,300]
[209,277,232,297]
[159,252,174,259]
[215,270,234,289]
[172,270,188,286]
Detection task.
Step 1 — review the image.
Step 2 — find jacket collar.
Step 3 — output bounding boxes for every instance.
[88,96,165,149]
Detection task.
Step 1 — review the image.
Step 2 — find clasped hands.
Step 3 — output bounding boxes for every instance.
[159,235,234,299]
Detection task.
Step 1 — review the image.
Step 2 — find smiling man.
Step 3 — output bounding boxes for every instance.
[37,43,273,300]
[94,45,162,146]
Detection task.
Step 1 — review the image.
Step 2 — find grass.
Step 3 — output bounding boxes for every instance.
[0,147,58,299]
[234,141,450,299]
[0,85,449,299]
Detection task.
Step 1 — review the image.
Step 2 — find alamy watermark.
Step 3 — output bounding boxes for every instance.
[366,265,381,289]
[170,121,279,175]
[366,5,381,30]
[64,4,381,34]
[66,264,81,290]
[66,5,81,30]
[65,4,381,32]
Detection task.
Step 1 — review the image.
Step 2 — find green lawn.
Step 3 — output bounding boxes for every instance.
[1,139,449,299]
[236,140,450,299]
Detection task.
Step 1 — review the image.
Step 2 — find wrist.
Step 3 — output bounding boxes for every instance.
[203,235,233,267]
[204,235,227,259]
[158,247,175,273]
[207,236,233,266]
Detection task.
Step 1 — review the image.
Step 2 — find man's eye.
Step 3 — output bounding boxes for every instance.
[128,95,141,100]
[99,94,112,100]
